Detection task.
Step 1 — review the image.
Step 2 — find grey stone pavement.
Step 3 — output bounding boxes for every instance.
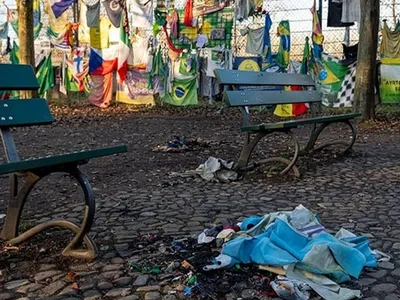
[0,114,399,299]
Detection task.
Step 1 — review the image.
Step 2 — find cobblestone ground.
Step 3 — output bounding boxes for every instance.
[0,111,399,300]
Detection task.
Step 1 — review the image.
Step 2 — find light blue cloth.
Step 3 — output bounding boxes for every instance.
[240,216,264,231]
[222,216,376,282]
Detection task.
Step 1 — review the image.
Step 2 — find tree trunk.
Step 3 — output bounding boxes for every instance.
[16,0,38,98]
[353,0,380,120]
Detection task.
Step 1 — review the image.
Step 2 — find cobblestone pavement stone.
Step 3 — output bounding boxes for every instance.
[0,113,399,299]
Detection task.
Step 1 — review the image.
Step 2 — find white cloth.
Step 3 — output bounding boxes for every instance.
[341,0,360,24]
[131,36,150,66]
[240,27,265,55]
[286,265,362,300]
[131,0,154,29]
[109,26,120,43]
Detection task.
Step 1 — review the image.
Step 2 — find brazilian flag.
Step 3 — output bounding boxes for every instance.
[276,20,291,69]
[162,77,198,106]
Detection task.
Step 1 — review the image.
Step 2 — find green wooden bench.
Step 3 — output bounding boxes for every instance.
[0,64,128,259]
[214,69,361,177]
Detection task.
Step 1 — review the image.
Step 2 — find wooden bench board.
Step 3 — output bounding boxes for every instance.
[241,113,362,132]
[0,145,128,175]
[0,64,40,91]
[214,69,316,87]
[0,99,54,127]
[225,90,321,106]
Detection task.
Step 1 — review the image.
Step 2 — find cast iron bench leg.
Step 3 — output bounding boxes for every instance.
[304,120,357,153]
[235,130,301,177]
[1,167,98,260]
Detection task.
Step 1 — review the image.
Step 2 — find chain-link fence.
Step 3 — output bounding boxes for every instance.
[0,0,399,63]
[230,0,400,60]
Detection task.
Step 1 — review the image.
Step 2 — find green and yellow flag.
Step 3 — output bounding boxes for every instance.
[162,77,198,106]
[276,20,291,69]
[37,54,55,97]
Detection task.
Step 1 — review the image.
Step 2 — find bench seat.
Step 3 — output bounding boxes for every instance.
[0,145,127,175]
[241,113,361,132]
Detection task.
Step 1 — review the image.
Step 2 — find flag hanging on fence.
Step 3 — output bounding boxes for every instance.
[162,76,198,106]
[45,0,69,34]
[274,39,310,118]
[275,20,291,69]
[103,0,124,28]
[311,0,324,59]
[117,12,130,82]
[116,69,156,106]
[51,0,76,19]
[300,37,310,75]
[10,41,19,64]
[263,13,273,64]
[89,47,118,75]
[37,53,55,97]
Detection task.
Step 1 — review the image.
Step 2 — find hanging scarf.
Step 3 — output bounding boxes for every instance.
[162,25,183,54]
[167,9,179,39]
[183,0,193,27]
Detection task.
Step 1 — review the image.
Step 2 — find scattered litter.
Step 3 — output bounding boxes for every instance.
[372,249,391,262]
[120,206,387,300]
[71,282,79,290]
[65,272,77,282]
[259,265,286,276]
[170,156,238,182]
[181,260,194,270]
[3,246,19,251]
[152,137,218,153]
[0,214,6,219]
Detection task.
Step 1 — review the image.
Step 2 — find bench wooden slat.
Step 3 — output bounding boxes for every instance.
[214,69,316,87]
[0,99,54,127]
[0,64,40,91]
[241,113,362,132]
[225,90,321,106]
[0,145,128,175]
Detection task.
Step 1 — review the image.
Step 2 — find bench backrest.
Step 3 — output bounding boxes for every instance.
[0,64,40,91]
[0,64,54,127]
[214,69,321,107]
[0,64,54,163]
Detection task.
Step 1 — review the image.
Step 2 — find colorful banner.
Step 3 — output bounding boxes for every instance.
[116,69,156,106]
[276,20,291,69]
[172,8,233,48]
[380,62,400,104]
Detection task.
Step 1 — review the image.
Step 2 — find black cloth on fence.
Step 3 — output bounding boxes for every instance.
[341,43,358,66]
[327,0,354,27]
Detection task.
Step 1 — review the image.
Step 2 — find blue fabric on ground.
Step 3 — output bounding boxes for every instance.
[240,216,264,231]
[341,236,378,268]
[221,216,376,282]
